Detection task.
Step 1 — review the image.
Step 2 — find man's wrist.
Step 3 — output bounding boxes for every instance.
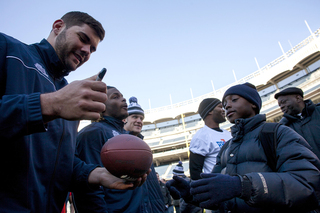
[40,93,59,123]
[88,167,103,185]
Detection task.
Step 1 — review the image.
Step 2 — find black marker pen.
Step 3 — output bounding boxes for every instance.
[96,68,107,81]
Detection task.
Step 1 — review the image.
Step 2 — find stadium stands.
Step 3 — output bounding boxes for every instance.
[144,27,320,179]
[77,27,320,180]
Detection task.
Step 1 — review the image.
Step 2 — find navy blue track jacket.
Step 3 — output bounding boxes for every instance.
[0,33,97,212]
[74,116,165,212]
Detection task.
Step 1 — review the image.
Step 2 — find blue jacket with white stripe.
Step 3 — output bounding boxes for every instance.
[0,33,97,212]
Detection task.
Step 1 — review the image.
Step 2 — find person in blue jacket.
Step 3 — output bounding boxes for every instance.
[124,96,166,212]
[74,88,158,212]
[166,83,320,213]
[0,12,145,213]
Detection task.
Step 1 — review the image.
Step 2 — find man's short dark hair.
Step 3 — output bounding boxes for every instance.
[107,86,115,90]
[61,11,105,41]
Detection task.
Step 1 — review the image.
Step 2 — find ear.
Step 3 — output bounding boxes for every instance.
[296,95,303,102]
[207,110,214,115]
[52,19,65,35]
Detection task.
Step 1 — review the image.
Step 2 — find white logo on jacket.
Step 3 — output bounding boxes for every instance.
[35,63,48,77]
[112,130,120,137]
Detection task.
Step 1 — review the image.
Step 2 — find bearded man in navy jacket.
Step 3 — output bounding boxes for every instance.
[0,11,145,213]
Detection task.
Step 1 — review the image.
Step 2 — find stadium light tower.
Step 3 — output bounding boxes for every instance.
[304,20,318,52]
[190,88,194,102]
[254,57,261,73]
[278,41,291,70]
[288,40,294,51]
[211,80,216,94]
[305,20,315,38]
[278,41,286,57]
[232,70,238,82]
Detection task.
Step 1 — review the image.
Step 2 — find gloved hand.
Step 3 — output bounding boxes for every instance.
[190,173,242,209]
[166,176,192,201]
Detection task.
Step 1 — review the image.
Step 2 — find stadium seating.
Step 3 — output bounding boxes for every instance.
[146,28,320,179]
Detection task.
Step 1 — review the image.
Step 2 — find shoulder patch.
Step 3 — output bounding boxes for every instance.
[112,130,120,137]
[35,63,48,77]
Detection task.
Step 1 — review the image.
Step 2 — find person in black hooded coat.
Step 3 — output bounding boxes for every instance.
[166,83,320,213]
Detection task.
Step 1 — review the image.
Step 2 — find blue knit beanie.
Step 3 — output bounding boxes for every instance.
[222,82,262,113]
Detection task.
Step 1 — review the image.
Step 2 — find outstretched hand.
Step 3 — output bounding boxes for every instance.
[166,176,192,201]
[88,167,150,190]
[131,168,151,188]
[190,173,242,209]
[41,74,108,123]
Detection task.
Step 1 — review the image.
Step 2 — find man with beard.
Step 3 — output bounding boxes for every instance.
[189,98,232,180]
[0,11,143,213]
[74,88,152,212]
[275,87,320,159]
[189,98,232,213]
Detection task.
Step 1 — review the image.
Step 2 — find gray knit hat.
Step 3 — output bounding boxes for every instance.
[127,97,144,117]
[198,98,221,119]
[173,161,184,175]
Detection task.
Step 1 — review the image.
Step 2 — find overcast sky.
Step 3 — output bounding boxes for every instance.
[1,0,320,109]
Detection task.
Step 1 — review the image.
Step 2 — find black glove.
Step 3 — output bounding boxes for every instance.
[166,176,192,201]
[190,173,242,209]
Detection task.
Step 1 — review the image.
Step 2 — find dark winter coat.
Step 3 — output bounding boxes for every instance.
[74,116,165,212]
[213,114,320,213]
[280,99,320,158]
[136,133,166,213]
[160,180,172,208]
[0,33,97,212]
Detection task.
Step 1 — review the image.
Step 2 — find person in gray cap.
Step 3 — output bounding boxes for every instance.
[189,98,232,180]
[275,87,320,159]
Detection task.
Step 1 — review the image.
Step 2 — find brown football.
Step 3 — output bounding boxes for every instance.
[100,134,153,181]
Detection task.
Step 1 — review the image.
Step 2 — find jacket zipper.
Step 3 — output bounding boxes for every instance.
[47,121,65,212]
